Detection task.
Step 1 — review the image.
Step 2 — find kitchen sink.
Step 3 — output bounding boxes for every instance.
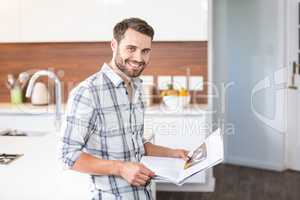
[0,129,50,137]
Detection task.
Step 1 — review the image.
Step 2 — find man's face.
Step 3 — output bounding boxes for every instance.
[112,28,152,78]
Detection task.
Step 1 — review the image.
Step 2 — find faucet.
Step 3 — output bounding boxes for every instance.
[26,70,62,130]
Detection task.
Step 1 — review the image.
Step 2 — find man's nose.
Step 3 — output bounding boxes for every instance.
[132,51,143,62]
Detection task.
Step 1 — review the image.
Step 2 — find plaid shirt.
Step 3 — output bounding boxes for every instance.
[59,63,152,200]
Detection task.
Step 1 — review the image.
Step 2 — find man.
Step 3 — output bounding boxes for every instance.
[60,17,188,200]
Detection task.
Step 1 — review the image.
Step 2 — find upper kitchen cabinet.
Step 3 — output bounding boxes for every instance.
[0,0,20,42]
[16,0,208,42]
[20,0,110,42]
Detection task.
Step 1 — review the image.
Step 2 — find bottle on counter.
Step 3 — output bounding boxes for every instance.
[6,74,23,105]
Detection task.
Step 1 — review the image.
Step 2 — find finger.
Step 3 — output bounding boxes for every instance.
[133,178,147,186]
[184,152,190,160]
[180,149,188,156]
[181,150,190,160]
[137,173,151,182]
[140,165,155,177]
[182,155,188,161]
[177,150,187,160]
[131,178,143,186]
[184,150,189,155]
[131,181,140,186]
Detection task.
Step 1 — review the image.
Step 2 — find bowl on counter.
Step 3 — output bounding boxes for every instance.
[162,95,191,109]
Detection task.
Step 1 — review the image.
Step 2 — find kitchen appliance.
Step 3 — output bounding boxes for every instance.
[26,70,62,130]
[0,154,23,165]
[31,82,50,105]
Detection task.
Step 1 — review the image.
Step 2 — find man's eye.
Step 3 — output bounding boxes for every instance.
[142,50,150,54]
[128,47,136,52]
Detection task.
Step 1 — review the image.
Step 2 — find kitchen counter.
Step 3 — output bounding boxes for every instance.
[0,104,214,198]
[0,103,209,116]
[0,103,65,115]
[0,129,157,200]
[146,104,208,116]
[0,133,91,200]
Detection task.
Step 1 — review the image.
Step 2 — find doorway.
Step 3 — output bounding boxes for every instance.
[286,0,300,171]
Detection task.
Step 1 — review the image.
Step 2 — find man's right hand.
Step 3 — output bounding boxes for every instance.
[118,162,155,186]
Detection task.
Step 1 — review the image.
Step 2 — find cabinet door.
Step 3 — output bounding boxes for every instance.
[20,0,110,42]
[0,114,56,132]
[145,115,207,151]
[0,0,20,42]
[19,0,207,42]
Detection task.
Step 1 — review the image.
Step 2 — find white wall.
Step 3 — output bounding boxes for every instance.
[213,0,286,170]
[1,0,208,42]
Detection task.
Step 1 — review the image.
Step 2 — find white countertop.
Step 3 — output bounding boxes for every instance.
[0,129,157,200]
[0,133,91,200]
[145,104,208,116]
[0,103,65,115]
[0,103,209,116]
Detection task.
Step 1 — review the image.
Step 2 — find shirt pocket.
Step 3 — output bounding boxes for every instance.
[100,107,122,133]
[99,107,131,156]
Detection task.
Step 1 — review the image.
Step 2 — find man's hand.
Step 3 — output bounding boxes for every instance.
[144,143,190,161]
[170,149,189,161]
[119,162,155,186]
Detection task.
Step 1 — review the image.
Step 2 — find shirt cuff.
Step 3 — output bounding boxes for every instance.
[61,150,82,170]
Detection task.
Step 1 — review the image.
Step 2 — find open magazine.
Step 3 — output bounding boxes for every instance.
[140,128,224,185]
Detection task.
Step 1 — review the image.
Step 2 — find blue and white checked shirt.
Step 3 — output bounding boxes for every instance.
[59,63,152,200]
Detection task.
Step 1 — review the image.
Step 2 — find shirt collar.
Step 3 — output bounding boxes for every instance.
[100,63,143,88]
[100,63,123,87]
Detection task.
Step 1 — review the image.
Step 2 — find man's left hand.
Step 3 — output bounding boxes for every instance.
[170,149,189,161]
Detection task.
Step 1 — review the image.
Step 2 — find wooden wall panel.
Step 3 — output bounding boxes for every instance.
[0,41,207,103]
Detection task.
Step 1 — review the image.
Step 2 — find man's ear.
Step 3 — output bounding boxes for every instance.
[111,38,117,52]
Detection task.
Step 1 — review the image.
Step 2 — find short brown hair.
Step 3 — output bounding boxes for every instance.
[113,17,154,43]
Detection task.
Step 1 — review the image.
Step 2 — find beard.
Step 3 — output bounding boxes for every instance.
[114,49,147,78]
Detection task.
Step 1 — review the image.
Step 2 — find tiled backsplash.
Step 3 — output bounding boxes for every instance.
[0,41,207,104]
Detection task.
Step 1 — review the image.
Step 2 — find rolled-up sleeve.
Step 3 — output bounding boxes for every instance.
[59,85,98,169]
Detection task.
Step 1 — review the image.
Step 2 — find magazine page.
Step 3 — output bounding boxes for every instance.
[140,156,184,183]
[178,128,224,183]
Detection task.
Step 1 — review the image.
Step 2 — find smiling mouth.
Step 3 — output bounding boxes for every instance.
[126,61,144,68]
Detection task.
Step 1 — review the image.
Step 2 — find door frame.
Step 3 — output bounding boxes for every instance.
[208,0,213,119]
[284,0,300,170]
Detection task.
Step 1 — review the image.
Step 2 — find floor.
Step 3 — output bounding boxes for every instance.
[156,164,300,200]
